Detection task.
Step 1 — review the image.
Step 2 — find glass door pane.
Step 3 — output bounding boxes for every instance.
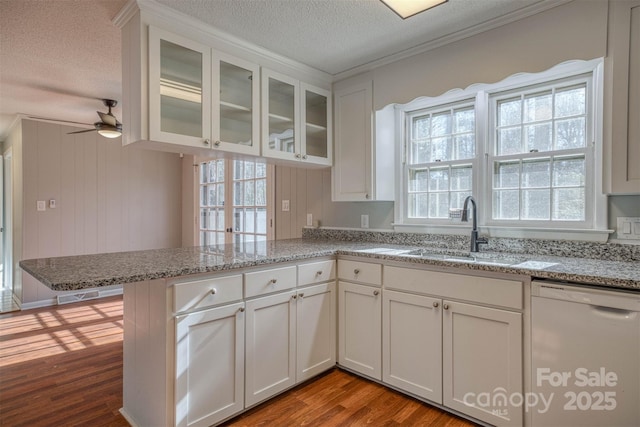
[159,39,203,138]
[304,90,328,158]
[219,61,253,146]
[199,160,226,245]
[267,77,296,154]
[232,160,269,246]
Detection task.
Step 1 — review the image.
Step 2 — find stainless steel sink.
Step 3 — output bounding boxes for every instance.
[405,249,525,266]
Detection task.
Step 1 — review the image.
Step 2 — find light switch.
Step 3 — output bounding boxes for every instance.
[281,200,290,212]
[37,201,46,211]
[616,217,640,240]
[634,222,640,235]
[623,222,632,234]
[49,199,56,209]
[361,214,369,229]
[306,213,313,226]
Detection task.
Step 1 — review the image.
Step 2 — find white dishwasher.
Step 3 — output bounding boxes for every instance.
[531,281,640,427]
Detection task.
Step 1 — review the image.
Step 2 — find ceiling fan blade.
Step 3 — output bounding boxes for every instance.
[97,111,117,127]
[67,128,97,135]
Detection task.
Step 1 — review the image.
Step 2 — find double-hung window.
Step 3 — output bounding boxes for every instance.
[405,100,476,221]
[489,76,592,226]
[396,59,605,237]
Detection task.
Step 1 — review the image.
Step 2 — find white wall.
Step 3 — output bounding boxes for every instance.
[19,119,183,304]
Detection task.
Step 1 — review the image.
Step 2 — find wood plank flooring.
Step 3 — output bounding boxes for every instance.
[0,296,479,427]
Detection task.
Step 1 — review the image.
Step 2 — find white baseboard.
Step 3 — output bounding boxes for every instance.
[20,287,123,310]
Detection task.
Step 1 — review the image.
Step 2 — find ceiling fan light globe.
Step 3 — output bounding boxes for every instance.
[98,129,121,138]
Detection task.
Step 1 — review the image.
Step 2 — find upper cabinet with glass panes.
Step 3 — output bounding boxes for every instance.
[117,6,331,162]
[262,69,332,167]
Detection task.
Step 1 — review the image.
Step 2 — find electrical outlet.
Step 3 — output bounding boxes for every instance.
[282,200,290,212]
[361,214,369,229]
[306,213,313,226]
[616,217,640,240]
[49,199,56,209]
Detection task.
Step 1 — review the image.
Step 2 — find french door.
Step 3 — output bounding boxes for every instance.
[199,158,274,246]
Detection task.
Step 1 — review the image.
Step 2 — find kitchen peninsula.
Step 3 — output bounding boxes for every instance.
[19,235,640,427]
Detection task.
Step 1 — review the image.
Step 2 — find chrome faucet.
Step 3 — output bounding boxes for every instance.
[461,196,488,252]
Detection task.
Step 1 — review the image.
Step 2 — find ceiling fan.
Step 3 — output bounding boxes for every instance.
[67,99,122,138]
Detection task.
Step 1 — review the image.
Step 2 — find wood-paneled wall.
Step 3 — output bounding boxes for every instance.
[19,120,183,304]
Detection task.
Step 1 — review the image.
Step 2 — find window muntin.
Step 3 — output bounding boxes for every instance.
[406,102,475,219]
[490,78,590,224]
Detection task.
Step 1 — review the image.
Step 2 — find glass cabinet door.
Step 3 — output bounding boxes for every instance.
[212,52,260,155]
[261,69,300,161]
[148,26,211,148]
[301,83,332,166]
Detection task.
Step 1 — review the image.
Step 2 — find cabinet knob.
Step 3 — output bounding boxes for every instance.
[210,288,217,295]
[365,193,370,199]
[316,271,323,276]
[299,293,304,298]
[292,294,297,300]
[269,279,277,285]
[354,269,360,275]
[443,303,449,310]
[203,139,211,146]
[295,153,301,159]
[373,290,379,296]
[302,155,308,160]
[238,307,245,313]
[433,301,439,308]
[214,140,221,147]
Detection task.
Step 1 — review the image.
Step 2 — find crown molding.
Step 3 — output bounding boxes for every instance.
[334,0,573,81]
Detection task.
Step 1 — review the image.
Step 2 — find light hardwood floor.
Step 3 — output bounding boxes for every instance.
[0,296,478,427]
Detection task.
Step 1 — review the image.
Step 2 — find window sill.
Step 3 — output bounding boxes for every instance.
[392,223,614,243]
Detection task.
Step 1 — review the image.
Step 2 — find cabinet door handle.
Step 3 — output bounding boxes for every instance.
[354,269,360,275]
[238,307,245,313]
[443,303,449,310]
[210,288,217,295]
[373,290,379,296]
[203,139,211,146]
[433,301,439,308]
[214,140,221,147]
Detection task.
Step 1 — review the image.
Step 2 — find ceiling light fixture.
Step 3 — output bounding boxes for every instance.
[381,0,448,19]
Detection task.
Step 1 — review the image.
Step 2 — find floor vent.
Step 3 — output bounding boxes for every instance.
[57,290,101,305]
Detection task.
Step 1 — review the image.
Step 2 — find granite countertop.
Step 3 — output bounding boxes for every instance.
[19,238,640,292]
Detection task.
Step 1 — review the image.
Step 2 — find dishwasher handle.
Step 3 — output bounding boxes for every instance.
[532,281,640,312]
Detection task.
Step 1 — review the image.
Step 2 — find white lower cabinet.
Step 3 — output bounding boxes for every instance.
[245,290,297,407]
[383,265,524,427]
[175,301,245,427]
[338,281,382,380]
[296,282,336,382]
[382,290,442,402]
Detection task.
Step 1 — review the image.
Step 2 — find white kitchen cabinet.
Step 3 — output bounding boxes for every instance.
[338,280,382,380]
[605,0,640,194]
[175,301,245,427]
[332,78,394,201]
[296,282,336,382]
[382,290,442,402]
[443,300,522,427]
[212,51,260,156]
[245,289,297,407]
[148,25,212,150]
[262,69,332,166]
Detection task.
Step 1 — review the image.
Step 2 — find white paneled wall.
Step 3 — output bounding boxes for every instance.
[20,120,183,304]
[275,166,394,239]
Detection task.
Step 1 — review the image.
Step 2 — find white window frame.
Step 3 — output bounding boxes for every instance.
[393,59,610,242]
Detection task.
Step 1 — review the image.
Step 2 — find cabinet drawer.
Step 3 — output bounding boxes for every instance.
[338,260,382,286]
[173,274,243,314]
[298,260,336,286]
[245,265,297,298]
[384,266,523,310]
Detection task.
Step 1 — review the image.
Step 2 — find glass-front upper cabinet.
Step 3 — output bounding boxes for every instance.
[301,83,332,166]
[261,69,300,161]
[148,26,212,149]
[212,52,260,156]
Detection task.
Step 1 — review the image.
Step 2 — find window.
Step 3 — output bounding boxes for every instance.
[395,59,605,237]
[489,77,592,225]
[406,102,475,220]
[199,159,273,246]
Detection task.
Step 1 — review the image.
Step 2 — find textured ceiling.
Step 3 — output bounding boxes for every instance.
[0,0,555,141]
